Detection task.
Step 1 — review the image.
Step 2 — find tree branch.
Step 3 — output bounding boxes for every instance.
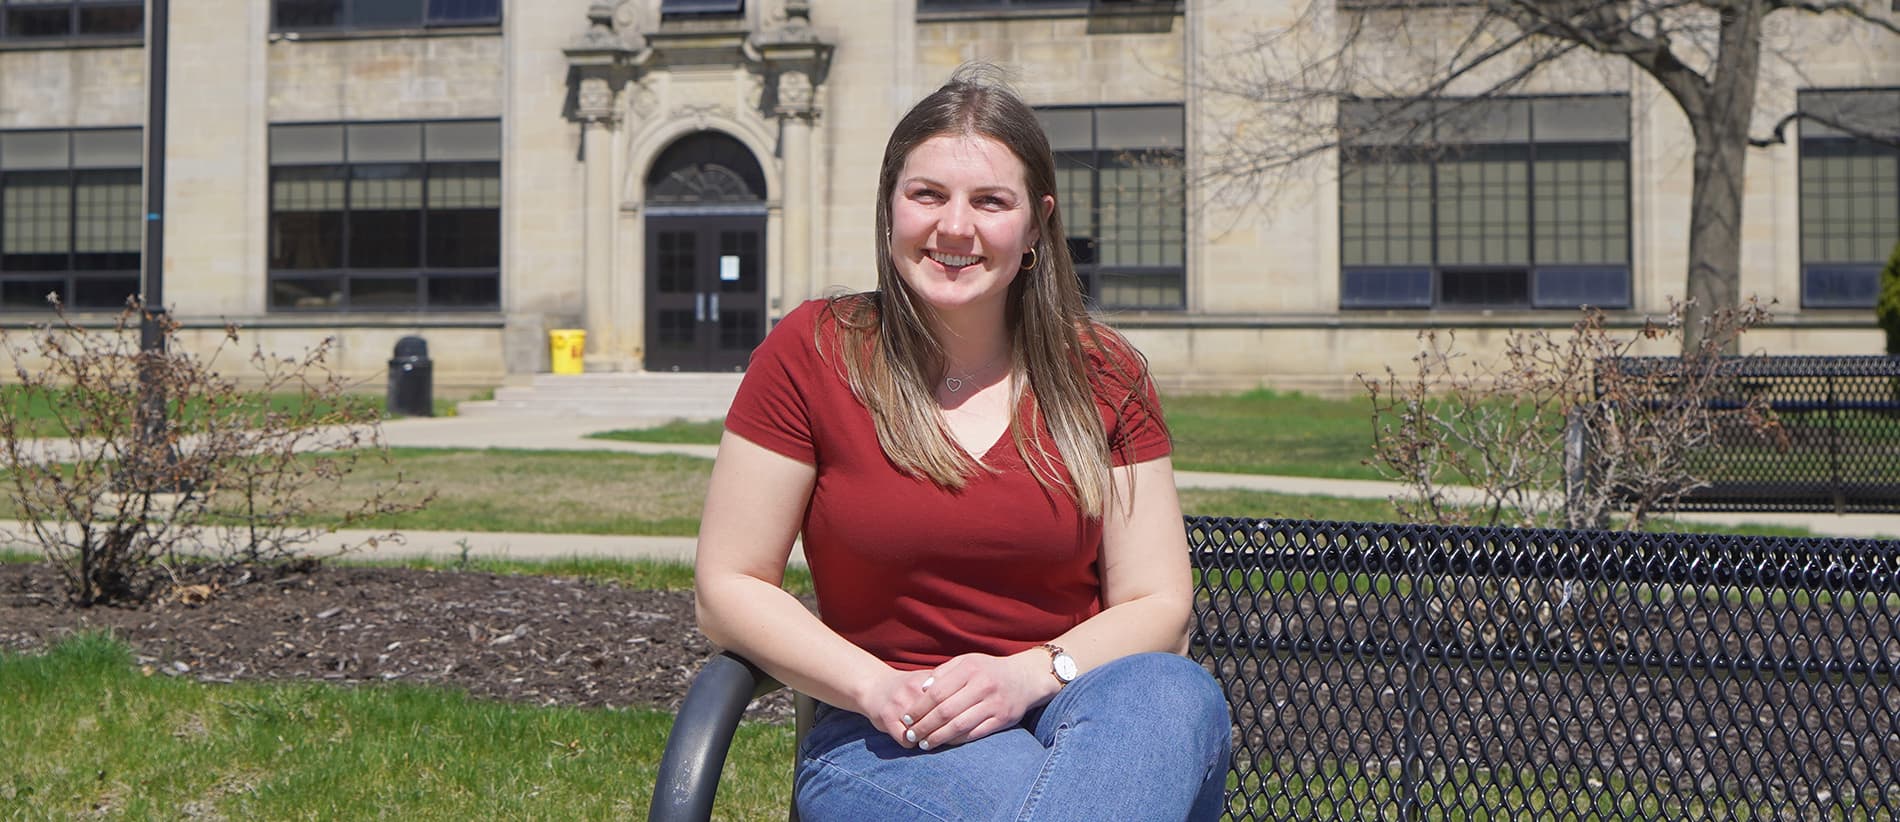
[1750,111,1900,147]
[1768,0,1900,35]
[1493,0,1712,112]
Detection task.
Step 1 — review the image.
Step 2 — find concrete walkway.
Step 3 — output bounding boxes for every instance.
[374,414,1900,543]
[7,415,1892,566]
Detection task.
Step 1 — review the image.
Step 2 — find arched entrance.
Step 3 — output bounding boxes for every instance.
[643,131,768,372]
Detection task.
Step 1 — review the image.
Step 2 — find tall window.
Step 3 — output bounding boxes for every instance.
[0,129,141,312]
[1339,96,1631,310]
[1798,88,1899,308]
[0,0,141,40]
[272,0,500,31]
[1037,105,1186,310]
[269,120,500,312]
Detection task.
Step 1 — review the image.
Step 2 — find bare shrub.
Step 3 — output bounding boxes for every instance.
[0,301,431,606]
[1361,300,1779,650]
[1361,298,1776,532]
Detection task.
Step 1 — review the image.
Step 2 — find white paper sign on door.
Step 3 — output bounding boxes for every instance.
[720,255,741,282]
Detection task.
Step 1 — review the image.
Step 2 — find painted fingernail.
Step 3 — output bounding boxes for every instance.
[919,740,932,751]
[905,729,917,743]
[901,714,914,726]
[921,677,935,689]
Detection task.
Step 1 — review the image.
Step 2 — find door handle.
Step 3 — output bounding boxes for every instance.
[710,293,720,323]
[696,293,706,322]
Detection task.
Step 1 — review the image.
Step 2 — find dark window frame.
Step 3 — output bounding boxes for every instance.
[1796,87,1900,310]
[0,127,142,313]
[918,0,1180,11]
[660,0,745,16]
[1338,95,1634,311]
[1041,104,1187,311]
[0,0,143,42]
[1336,0,1481,10]
[918,0,1092,11]
[270,0,501,33]
[267,119,501,313]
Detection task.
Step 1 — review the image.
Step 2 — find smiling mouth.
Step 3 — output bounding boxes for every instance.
[929,251,982,269]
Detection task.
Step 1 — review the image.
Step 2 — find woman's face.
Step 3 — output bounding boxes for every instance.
[888,133,1051,321]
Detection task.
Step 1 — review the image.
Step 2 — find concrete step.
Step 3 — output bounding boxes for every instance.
[457,372,743,420]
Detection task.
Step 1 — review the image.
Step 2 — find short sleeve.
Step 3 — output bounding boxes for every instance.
[1091,331,1172,467]
[724,301,824,465]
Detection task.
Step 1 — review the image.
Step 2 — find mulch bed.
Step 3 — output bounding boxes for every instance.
[0,562,794,721]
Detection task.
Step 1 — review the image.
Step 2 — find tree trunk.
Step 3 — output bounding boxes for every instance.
[1683,1,1766,353]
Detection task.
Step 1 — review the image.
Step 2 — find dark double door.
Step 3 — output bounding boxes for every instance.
[645,215,766,372]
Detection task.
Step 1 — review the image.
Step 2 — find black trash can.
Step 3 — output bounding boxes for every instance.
[387,335,433,417]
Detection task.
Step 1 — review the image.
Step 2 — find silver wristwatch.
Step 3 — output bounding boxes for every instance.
[1042,643,1078,685]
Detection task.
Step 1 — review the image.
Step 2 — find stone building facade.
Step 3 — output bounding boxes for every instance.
[0,0,1893,393]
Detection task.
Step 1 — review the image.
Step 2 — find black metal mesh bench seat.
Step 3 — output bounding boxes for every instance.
[1594,355,1900,514]
[652,516,1900,820]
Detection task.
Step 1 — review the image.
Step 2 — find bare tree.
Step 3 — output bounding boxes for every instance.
[1201,0,1898,348]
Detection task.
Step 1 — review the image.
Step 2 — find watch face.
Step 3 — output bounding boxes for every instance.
[1053,653,1079,682]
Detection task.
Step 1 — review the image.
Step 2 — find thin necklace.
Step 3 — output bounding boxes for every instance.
[943,351,1007,393]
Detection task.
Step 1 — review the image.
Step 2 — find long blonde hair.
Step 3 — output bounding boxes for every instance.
[822,69,1162,519]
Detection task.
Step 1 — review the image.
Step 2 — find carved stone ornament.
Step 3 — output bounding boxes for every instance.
[613,0,639,32]
[746,0,831,120]
[565,1,651,126]
[628,80,660,120]
[675,103,734,130]
[776,71,815,118]
[578,75,617,123]
[572,1,626,51]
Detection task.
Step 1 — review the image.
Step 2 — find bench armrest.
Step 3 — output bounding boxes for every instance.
[648,651,783,822]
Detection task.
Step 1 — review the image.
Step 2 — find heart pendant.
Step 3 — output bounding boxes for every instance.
[945,377,964,392]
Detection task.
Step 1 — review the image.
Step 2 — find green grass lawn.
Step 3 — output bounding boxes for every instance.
[0,448,713,537]
[320,448,714,536]
[0,635,793,820]
[0,446,1824,539]
[587,390,1390,480]
[1161,390,1389,479]
[591,418,725,445]
[0,386,457,439]
[1,587,1818,821]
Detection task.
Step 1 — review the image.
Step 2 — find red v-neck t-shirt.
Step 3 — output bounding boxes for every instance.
[723,298,1171,670]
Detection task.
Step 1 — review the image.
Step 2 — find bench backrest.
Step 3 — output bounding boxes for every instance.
[1187,516,1900,820]
[1594,355,1900,513]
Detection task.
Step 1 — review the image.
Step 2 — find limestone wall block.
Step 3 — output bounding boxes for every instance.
[0,47,146,128]
[267,35,502,123]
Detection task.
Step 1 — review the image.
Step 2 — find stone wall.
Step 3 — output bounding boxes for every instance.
[0,0,1889,394]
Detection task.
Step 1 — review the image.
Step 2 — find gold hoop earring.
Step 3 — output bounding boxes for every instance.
[1021,247,1039,272]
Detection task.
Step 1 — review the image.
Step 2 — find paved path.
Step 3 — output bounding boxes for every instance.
[6,415,1892,567]
[377,415,1900,542]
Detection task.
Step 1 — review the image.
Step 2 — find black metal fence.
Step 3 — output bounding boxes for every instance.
[1189,516,1900,821]
[1593,355,1900,514]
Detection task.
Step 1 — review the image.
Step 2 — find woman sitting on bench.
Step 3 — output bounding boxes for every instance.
[694,66,1232,821]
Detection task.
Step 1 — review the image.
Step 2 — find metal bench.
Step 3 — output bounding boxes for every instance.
[1584,355,1900,514]
[652,516,1900,820]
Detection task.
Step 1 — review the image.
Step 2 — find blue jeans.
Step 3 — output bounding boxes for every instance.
[794,652,1232,821]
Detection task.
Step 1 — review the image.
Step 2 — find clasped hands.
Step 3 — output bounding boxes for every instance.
[861,650,1063,752]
